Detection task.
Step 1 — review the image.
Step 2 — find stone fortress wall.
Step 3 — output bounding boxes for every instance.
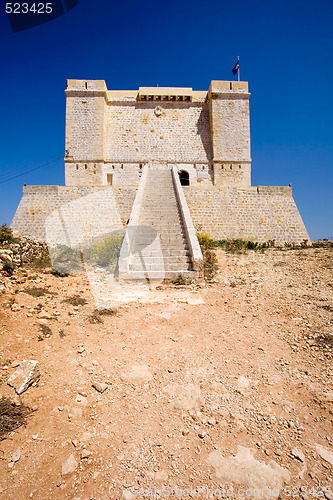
[12,185,136,242]
[12,79,310,245]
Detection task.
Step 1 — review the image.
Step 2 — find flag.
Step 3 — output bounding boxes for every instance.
[232,60,239,76]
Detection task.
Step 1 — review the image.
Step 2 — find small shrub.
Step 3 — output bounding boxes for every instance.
[50,269,69,277]
[245,240,258,250]
[312,240,333,248]
[23,287,56,297]
[202,247,218,280]
[0,397,32,441]
[39,324,52,339]
[216,239,272,252]
[86,308,117,323]
[83,234,123,268]
[87,312,103,324]
[49,245,82,274]
[2,261,16,275]
[197,233,214,249]
[197,233,218,280]
[62,294,87,306]
[31,249,51,268]
[0,224,19,244]
[98,308,117,316]
[172,274,187,285]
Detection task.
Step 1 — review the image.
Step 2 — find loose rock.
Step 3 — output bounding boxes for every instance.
[61,454,78,477]
[315,444,333,466]
[291,448,305,462]
[92,381,108,393]
[80,449,92,459]
[10,448,21,463]
[7,360,40,395]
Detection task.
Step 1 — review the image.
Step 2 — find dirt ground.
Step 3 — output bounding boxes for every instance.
[0,247,332,500]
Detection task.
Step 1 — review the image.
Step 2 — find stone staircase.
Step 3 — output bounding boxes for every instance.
[126,168,198,279]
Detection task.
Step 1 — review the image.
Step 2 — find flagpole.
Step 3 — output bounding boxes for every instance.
[238,56,240,81]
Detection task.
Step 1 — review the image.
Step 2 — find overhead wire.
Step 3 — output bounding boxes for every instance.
[0,154,64,184]
[0,152,64,180]
[0,153,64,180]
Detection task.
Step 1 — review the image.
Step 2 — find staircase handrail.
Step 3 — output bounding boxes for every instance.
[171,166,203,272]
[118,165,149,274]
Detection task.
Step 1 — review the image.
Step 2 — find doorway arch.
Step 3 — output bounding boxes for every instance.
[178,170,189,186]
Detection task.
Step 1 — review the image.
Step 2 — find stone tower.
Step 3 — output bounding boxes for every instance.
[64,79,251,188]
[12,79,310,247]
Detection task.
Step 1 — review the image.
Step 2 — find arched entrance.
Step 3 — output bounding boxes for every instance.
[178,170,189,186]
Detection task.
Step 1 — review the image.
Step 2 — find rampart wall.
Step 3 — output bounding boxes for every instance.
[11,186,136,242]
[12,184,310,246]
[184,186,310,244]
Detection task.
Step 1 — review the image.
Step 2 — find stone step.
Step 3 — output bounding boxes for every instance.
[133,231,186,238]
[129,256,191,265]
[135,225,185,231]
[138,223,184,228]
[141,200,178,203]
[141,212,182,217]
[121,270,200,280]
[138,219,184,224]
[135,229,186,236]
[139,211,183,215]
[132,243,189,251]
[129,249,191,257]
[131,257,189,264]
[130,240,186,246]
[143,210,180,213]
[129,263,193,272]
[133,231,187,239]
[133,241,187,248]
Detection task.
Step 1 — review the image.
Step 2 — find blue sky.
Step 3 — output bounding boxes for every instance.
[0,0,332,240]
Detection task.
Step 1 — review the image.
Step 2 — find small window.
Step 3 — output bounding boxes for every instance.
[107,174,113,186]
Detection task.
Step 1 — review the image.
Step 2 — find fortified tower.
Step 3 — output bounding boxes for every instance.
[64,79,251,188]
[12,79,309,251]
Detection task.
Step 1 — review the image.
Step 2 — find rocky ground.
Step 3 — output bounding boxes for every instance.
[0,246,332,499]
